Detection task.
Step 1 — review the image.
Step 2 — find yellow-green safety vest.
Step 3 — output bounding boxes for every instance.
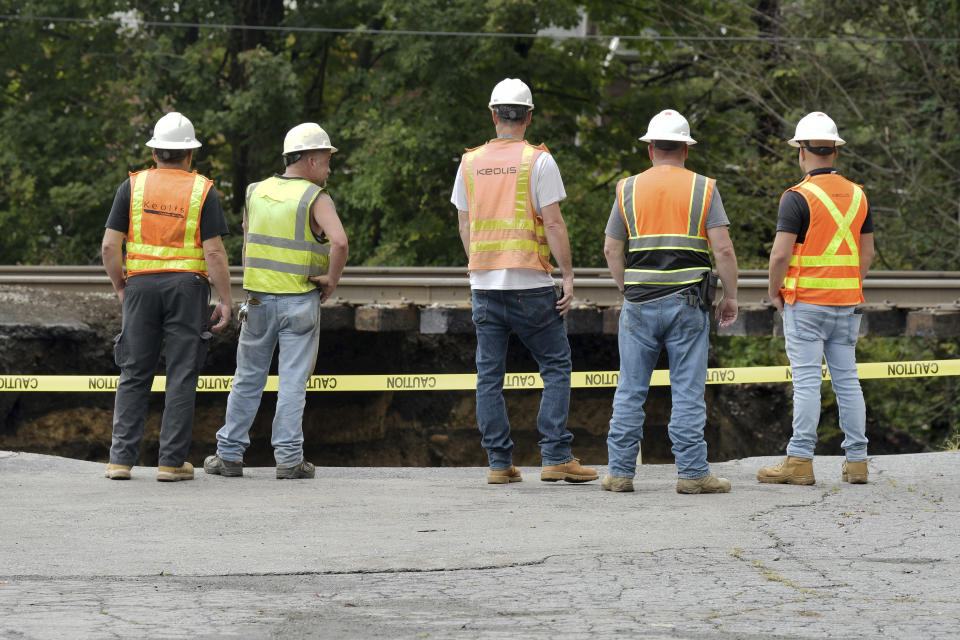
[243,176,330,294]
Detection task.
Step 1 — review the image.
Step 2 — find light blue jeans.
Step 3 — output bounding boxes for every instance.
[216,289,321,466]
[783,301,867,461]
[607,294,711,479]
[472,287,574,470]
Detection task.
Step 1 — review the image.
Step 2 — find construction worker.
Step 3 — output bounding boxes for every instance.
[204,122,347,480]
[757,112,874,486]
[451,78,598,485]
[101,112,232,482]
[602,109,739,494]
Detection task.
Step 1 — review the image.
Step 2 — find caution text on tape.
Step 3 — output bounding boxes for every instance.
[1,359,958,392]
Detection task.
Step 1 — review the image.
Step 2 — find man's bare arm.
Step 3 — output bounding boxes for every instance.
[706,225,739,328]
[308,193,348,303]
[603,235,625,292]
[202,235,232,331]
[540,201,574,315]
[102,229,127,302]
[767,231,797,313]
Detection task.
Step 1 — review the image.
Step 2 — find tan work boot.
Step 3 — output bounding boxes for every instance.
[842,460,868,484]
[541,458,599,483]
[676,474,731,494]
[756,456,815,485]
[601,475,634,492]
[487,465,522,484]
[157,461,195,482]
[104,464,131,480]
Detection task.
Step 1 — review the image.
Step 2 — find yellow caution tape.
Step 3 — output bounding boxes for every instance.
[1,360,958,392]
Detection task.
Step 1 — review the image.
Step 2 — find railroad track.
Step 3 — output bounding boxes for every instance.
[1,266,959,309]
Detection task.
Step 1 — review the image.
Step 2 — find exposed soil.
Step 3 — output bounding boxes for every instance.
[0,286,927,467]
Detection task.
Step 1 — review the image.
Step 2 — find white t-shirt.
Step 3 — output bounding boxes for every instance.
[452,146,566,290]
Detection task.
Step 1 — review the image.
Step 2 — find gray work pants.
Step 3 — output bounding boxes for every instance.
[109,272,212,467]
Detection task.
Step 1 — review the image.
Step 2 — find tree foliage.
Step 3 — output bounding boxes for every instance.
[0,0,957,269]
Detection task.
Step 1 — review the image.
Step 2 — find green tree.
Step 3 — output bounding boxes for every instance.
[0,0,957,269]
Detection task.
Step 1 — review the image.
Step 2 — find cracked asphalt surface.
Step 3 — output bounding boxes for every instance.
[1,450,958,639]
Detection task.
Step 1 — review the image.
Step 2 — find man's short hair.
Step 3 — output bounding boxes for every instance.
[802,141,836,156]
[493,104,531,123]
[154,148,190,162]
[652,140,683,151]
[283,148,328,167]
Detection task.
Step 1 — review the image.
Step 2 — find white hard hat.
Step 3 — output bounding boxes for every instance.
[788,111,845,147]
[639,109,697,145]
[146,112,201,149]
[283,122,338,155]
[488,78,535,110]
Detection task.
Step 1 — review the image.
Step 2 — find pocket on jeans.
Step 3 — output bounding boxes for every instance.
[843,313,862,345]
[677,300,706,335]
[243,303,267,339]
[517,289,557,329]
[285,299,320,335]
[789,310,822,342]
[621,302,642,333]
[471,293,487,325]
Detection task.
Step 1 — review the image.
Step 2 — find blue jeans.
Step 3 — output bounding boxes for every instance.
[607,294,711,479]
[783,301,867,461]
[216,289,322,466]
[471,287,574,470]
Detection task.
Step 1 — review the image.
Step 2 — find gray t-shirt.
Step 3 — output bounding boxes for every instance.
[604,188,729,239]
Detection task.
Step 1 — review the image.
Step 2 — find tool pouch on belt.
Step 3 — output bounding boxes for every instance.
[698,271,718,310]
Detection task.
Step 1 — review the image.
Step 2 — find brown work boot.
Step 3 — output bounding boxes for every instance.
[756,456,815,485]
[541,458,598,483]
[601,475,634,492]
[156,461,195,482]
[676,474,731,494]
[842,460,869,484]
[276,460,316,479]
[104,464,131,480]
[487,466,523,484]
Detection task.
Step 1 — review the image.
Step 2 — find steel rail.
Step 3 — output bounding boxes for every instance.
[1,266,959,309]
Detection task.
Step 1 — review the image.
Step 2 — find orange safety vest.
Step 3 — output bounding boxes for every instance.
[461,138,552,273]
[125,168,212,278]
[780,173,868,306]
[618,164,714,292]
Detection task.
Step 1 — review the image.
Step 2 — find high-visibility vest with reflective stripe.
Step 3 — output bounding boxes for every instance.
[461,138,552,273]
[242,176,330,294]
[125,169,212,277]
[780,173,868,306]
[618,165,713,295]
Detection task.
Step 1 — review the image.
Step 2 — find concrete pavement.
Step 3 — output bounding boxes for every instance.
[1,450,958,639]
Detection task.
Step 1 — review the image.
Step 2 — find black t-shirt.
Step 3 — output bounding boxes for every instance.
[105,175,230,240]
[776,168,873,243]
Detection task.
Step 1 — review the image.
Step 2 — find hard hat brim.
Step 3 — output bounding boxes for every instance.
[146,138,202,150]
[488,102,535,110]
[283,145,338,155]
[639,134,697,145]
[788,136,846,147]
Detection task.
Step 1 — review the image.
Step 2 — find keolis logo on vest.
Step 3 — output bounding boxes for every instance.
[143,199,186,218]
[476,166,518,176]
